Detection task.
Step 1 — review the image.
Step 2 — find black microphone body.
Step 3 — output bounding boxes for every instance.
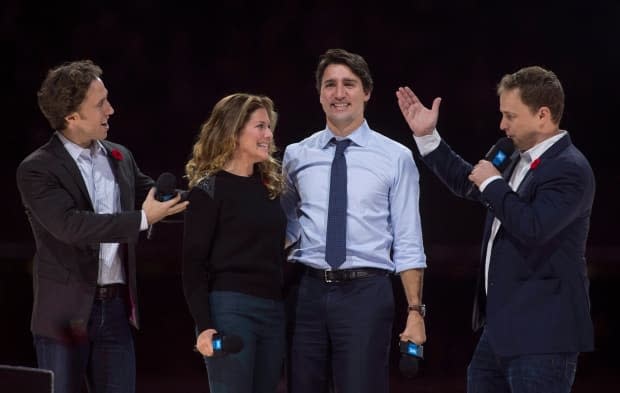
[399,340,424,378]
[147,172,178,239]
[467,137,515,195]
[483,137,515,172]
[154,172,178,201]
[212,334,244,357]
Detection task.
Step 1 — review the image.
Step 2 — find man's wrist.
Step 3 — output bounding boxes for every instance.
[407,304,426,318]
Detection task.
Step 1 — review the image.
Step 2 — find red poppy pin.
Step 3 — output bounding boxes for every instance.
[110,149,123,161]
[530,158,541,170]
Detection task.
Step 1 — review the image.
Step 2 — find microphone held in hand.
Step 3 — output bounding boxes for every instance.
[154,172,178,201]
[484,137,515,172]
[147,172,178,240]
[467,137,515,195]
[211,334,244,357]
[399,340,424,378]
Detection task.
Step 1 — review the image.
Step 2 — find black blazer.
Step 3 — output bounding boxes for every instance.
[16,134,153,340]
[422,133,595,356]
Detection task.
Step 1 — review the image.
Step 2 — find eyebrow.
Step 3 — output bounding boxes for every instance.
[323,77,359,85]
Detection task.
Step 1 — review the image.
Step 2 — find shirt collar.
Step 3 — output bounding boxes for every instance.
[519,130,566,163]
[319,119,371,149]
[56,132,107,160]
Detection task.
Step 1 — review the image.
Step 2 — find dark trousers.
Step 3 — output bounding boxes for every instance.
[467,328,578,393]
[204,291,285,393]
[288,273,394,393]
[34,297,135,393]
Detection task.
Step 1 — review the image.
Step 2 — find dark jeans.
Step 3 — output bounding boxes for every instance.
[34,297,135,393]
[467,328,578,393]
[288,273,394,393]
[203,291,285,393]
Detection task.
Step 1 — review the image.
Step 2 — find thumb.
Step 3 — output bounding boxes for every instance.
[431,97,442,114]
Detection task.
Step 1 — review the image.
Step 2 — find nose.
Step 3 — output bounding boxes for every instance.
[335,83,345,99]
[104,100,114,116]
[499,116,507,131]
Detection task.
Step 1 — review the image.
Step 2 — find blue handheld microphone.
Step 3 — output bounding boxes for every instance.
[399,340,424,378]
[211,334,244,357]
[467,136,515,196]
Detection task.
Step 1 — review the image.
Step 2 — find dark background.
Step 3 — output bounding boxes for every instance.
[2,0,619,391]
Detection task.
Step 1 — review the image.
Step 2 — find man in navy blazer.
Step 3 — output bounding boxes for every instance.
[396,66,594,392]
[16,60,188,393]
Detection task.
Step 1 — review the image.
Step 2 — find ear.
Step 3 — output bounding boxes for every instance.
[65,111,79,123]
[537,106,551,122]
[364,89,371,103]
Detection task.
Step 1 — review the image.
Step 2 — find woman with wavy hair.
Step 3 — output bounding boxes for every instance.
[182,93,286,393]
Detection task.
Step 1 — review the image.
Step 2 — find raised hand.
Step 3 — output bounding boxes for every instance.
[396,86,441,137]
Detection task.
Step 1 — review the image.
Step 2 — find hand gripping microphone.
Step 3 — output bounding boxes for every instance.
[399,340,424,378]
[467,136,516,195]
[211,334,244,357]
[484,137,515,172]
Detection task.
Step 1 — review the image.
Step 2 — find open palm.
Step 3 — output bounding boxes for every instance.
[396,86,441,136]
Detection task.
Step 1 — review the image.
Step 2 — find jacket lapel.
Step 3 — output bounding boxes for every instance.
[49,135,94,210]
[516,133,572,195]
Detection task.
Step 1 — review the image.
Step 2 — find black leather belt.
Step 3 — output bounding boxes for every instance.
[306,267,390,283]
[94,284,127,301]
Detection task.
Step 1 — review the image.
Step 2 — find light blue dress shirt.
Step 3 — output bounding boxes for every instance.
[57,132,124,284]
[281,121,426,273]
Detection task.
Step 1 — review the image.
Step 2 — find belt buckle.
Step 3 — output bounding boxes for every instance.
[324,270,339,283]
[99,287,108,298]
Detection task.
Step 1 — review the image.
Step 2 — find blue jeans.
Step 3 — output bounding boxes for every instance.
[203,291,285,393]
[288,273,394,393]
[34,297,135,393]
[467,328,578,393]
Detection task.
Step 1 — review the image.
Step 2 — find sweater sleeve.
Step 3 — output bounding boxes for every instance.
[182,186,219,332]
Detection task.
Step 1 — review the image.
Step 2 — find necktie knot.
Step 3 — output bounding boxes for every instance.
[333,138,351,156]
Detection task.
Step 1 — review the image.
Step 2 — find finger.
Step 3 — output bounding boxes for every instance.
[431,97,442,114]
[396,92,410,113]
[403,86,419,105]
[147,187,155,199]
[396,87,412,107]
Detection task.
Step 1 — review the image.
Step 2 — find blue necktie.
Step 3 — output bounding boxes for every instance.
[325,138,351,268]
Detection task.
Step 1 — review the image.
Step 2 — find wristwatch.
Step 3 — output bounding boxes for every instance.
[407,304,426,318]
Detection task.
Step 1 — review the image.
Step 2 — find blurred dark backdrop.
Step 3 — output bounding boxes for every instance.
[2,0,618,391]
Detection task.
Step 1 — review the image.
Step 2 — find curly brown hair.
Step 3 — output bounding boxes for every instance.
[185,93,284,199]
[37,60,103,131]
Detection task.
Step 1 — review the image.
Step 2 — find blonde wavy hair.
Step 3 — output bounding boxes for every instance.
[185,93,284,199]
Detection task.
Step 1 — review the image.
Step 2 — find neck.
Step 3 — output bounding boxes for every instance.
[60,130,94,149]
[327,117,364,137]
[224,158,254,177]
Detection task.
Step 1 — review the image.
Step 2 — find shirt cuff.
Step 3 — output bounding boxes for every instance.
[479,175,502,192]
[412,129,441,156]
[140,210,148,231]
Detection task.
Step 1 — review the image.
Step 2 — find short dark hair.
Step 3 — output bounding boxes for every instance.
[315,49,373,94]
[37,60,103,131]
[497,66,564,124]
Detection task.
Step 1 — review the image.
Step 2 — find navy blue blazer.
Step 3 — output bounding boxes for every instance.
[422,133,595,356]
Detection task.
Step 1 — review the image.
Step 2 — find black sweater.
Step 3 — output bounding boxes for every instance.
[182,171,286,332]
